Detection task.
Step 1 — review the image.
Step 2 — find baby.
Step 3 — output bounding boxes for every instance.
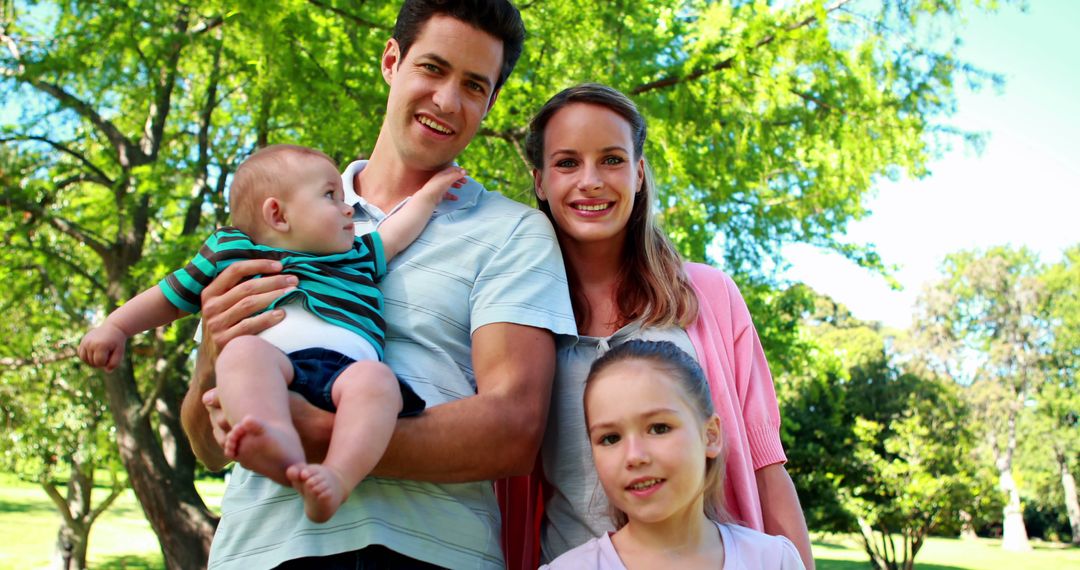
[79,144,464,522]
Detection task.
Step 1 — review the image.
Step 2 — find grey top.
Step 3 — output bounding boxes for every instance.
[540,321,698,562]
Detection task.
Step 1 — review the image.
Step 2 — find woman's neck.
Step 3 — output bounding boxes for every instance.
[611,510,724,570]
[559,237,624,336]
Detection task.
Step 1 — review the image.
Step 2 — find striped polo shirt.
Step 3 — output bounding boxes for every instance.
[160,227,388,358]
[207,161,577,569]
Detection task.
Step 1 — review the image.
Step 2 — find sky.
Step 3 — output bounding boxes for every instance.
[781,0,1080,329]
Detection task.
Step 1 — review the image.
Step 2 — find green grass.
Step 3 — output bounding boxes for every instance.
[0,472,223,570]
[2,473,1078,569]
[813,532,1080,570]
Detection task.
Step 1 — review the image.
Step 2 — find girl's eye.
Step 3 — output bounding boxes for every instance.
[648,423,672,435]
[598,433,620,446]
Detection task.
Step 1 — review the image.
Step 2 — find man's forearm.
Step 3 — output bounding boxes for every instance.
[180,349,230,471]
[757,463,815,569]
[370,322,555,482]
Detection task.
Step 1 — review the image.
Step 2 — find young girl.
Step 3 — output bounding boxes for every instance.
[542,340,805,569]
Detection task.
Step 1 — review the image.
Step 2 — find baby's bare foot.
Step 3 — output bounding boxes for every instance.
[226,415,304,486]
[294,463,350,523]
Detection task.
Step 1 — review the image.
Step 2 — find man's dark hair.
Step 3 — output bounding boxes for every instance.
[393,0,526,91]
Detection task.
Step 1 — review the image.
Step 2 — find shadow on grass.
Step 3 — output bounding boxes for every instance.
[95,553,163,570]
[816,558,967,570]
[0,497,56,514]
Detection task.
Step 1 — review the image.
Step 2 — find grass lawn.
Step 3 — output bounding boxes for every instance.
[2,472,1078,569]
[0,472,223,570]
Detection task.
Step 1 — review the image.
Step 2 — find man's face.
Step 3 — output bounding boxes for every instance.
[381,15,503,172]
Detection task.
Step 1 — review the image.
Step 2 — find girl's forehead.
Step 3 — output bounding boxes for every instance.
[586,360,698,414]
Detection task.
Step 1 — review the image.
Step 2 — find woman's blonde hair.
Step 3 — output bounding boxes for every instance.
[584,340,731,527]
[525,83,698,331]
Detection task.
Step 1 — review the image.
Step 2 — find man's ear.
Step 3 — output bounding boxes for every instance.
[532,168,546,201]
[262,197,290,233]
[381,38,400,85]
[704,414,722,459]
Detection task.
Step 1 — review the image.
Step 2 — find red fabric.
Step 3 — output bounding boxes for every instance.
[496,461,545,570]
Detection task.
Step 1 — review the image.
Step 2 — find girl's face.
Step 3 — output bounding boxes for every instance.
[585,359,722,528]
[533,102,644,250]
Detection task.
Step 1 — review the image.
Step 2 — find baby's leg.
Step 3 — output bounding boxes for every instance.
[287,360,401,523]
[216,335,305,486]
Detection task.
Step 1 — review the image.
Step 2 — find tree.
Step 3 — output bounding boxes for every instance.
[1035,245,1080,544]
[782,292,996,569]
[1,1,1003,565]
[914,247,1053,551]
[0,276,125,570]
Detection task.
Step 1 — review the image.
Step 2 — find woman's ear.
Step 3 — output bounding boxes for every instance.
[635,157,645,194]
[704,414,722,459]
[262,197,290,233]
[532,169,546,201]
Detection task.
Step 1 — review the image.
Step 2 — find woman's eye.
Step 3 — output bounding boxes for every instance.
[554,159,577,168]
[648,423,671,435]
[603,156,625,165]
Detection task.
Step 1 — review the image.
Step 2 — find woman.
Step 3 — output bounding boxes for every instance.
[525,84,814,568]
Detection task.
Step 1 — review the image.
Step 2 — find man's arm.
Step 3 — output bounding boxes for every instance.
[262,321,555,481]
[371,322,555,480]
[756,463,815,570]
[179,259,296,470]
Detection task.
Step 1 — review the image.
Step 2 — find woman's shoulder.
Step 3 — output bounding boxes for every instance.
[719,523,805,570]
[683,262,738,293]
[540,533,624,570]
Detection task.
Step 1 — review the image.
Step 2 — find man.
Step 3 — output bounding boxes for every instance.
[180,1,576,567]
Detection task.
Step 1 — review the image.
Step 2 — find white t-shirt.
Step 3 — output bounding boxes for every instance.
[541,521,805,570]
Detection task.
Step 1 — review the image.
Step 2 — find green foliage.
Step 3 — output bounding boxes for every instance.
[0,0,1005,563]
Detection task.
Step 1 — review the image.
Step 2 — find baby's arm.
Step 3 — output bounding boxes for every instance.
[377,166,466,260]
[78,286,187,372]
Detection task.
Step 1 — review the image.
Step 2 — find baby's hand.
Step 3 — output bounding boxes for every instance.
[78,322,128,372]
[414,166,467,206]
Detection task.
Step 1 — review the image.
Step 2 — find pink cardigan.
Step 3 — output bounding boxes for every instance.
[684,262,787,530]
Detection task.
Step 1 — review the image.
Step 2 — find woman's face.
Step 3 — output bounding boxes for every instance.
[533,103,644,250]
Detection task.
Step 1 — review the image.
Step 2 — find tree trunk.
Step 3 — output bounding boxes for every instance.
[958,510,978,540]
[999,468,1032,552]
[1057,449,1080,546]
[104,359,217,569]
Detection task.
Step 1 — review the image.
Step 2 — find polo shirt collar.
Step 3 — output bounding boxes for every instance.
[342,159,482,222]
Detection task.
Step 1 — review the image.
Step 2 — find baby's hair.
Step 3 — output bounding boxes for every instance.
[585,339,731,528]
[229,144,337,238]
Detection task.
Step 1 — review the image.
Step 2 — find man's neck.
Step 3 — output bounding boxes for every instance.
[355,137,445,213]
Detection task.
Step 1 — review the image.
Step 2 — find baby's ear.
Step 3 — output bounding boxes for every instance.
[262,197,290,232]
[704,414,723,459]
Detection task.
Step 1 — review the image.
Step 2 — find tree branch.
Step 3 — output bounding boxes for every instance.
[306,0,390,31]
[2,193,112,257]
[631,0,854,96]
[0,135,116,185]
[40,479,78,527]
[24,78,149,167]
[0,346,78,369]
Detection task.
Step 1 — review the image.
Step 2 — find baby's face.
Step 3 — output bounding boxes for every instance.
[278,156,356,255]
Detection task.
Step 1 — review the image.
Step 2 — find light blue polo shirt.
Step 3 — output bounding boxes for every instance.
[208,161,576,569]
